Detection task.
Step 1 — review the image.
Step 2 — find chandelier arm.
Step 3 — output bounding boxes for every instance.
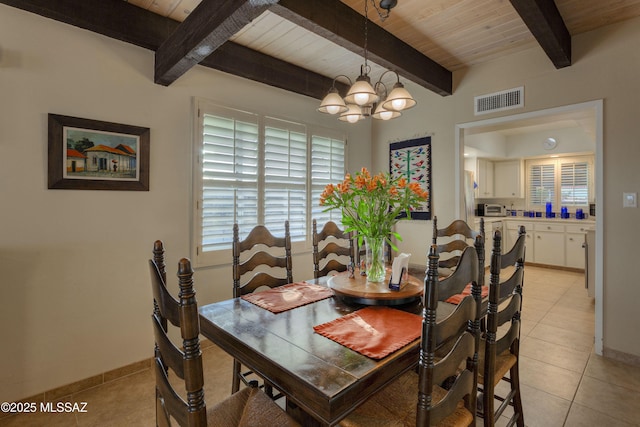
[373,81,388,98]
[332,74,354,89]
[375,69,401,86]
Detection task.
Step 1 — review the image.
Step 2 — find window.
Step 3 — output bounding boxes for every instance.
[528,161,555,206]
[193,101,345,267]
[310,135,346,226]
[526,156,593,211]
[560,161,589,205]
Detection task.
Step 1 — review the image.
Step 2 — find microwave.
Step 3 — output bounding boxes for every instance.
[477,203,506,217]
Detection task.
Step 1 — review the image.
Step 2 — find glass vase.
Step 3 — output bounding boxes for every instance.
[364,236,386,283]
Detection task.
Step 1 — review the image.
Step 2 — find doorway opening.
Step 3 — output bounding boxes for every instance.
[454,100,603,355]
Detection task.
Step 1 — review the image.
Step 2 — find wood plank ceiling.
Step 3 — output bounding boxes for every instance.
[3,0,640,100]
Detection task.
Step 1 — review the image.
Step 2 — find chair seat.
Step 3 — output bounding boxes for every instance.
[477,341,518,387]
[339,371,473,427]
[208,386,299,427]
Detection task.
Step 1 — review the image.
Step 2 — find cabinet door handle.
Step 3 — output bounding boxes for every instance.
[547,226,551,230]
[569,237,574,241]
[537,235,541,239]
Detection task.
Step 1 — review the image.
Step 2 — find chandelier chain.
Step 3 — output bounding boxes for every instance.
[363,0,369,69]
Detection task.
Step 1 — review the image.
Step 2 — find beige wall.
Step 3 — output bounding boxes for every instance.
[0,5,371,402]
[2,4,639,402]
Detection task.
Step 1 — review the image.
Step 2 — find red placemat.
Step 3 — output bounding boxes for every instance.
[444,284,488,305]
[313,306,422,359]
[241,282,334,313]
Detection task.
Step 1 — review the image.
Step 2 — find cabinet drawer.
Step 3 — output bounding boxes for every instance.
[506,221,533,231]
[533,223,564,232]
[565,224,591,233]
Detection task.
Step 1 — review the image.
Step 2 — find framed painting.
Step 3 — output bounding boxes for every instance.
[48,114,150,191]
[389,136,432,220]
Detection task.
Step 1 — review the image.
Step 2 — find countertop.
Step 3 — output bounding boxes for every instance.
[474,216,595,226]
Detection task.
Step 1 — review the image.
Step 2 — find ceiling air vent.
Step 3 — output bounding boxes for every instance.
[474,86,524,115]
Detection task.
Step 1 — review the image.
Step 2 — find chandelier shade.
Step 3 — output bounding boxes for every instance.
[371,102,401,120]
[344,72,379,106]
[338,104,366,123]
[318,88,349,115]
[381,81,417,112]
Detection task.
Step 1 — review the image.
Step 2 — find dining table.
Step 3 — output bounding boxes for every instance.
[198,273,428,426]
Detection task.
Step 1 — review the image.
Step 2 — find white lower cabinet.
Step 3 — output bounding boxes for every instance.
[565,233,585,268]
[565,224,590,269]
[533,223,565,266]
[503,220,591,269]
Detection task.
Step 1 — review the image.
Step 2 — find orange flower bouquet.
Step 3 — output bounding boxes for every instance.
[320,167,428,281]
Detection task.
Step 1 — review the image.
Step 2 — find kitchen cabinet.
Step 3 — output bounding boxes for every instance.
[476,158,494,198]
[503,220,592,269]
[533,223,565,266]
[565,224,590,269]
[494,160,524,198]
[486,219,592,270]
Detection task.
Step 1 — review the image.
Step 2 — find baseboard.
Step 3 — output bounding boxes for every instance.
[524,262,585,273]
[603,346,640,367]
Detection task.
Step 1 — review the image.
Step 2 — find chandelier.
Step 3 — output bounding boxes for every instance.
[317,0,416,123]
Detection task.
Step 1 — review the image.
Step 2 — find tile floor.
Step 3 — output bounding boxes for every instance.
[2,266,640,426]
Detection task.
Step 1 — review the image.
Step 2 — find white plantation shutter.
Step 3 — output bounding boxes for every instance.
[311,135,345,226]
[264,119,307,241]
[193,102,346,267]
[528,162,555,207]
[526,156,593,211]
[200,112,259,252]
[561,161,589,206]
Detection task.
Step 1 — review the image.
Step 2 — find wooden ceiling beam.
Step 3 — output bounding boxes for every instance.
[154,0,277,86]
[0,0,177,51]
[270,0,452,96]
[0,0,346,99]
[202,42,351,100]
[510,0,571,68]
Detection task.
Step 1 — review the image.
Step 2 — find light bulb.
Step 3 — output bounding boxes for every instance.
[392,98,407,111]
[354,93,370,106]
[379,110,393,120]
[326,105,341,115]
[347,114,359,124]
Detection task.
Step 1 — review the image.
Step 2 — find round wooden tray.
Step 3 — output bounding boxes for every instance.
[327,270,423,306]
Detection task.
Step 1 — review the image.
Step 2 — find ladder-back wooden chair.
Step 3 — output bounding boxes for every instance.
[232,221,292,397]
[338,244,482,427]
[432,216,485,286]
[478,229,526,427]
[312,219,355,279]
[149,240,299,427]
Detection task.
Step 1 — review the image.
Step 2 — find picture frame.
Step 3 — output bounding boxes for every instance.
[389,136,432,220]
[48,114,150,191]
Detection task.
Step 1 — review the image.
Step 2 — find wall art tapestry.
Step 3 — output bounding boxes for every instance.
[389,136,432,220]
[48,114,150,191]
